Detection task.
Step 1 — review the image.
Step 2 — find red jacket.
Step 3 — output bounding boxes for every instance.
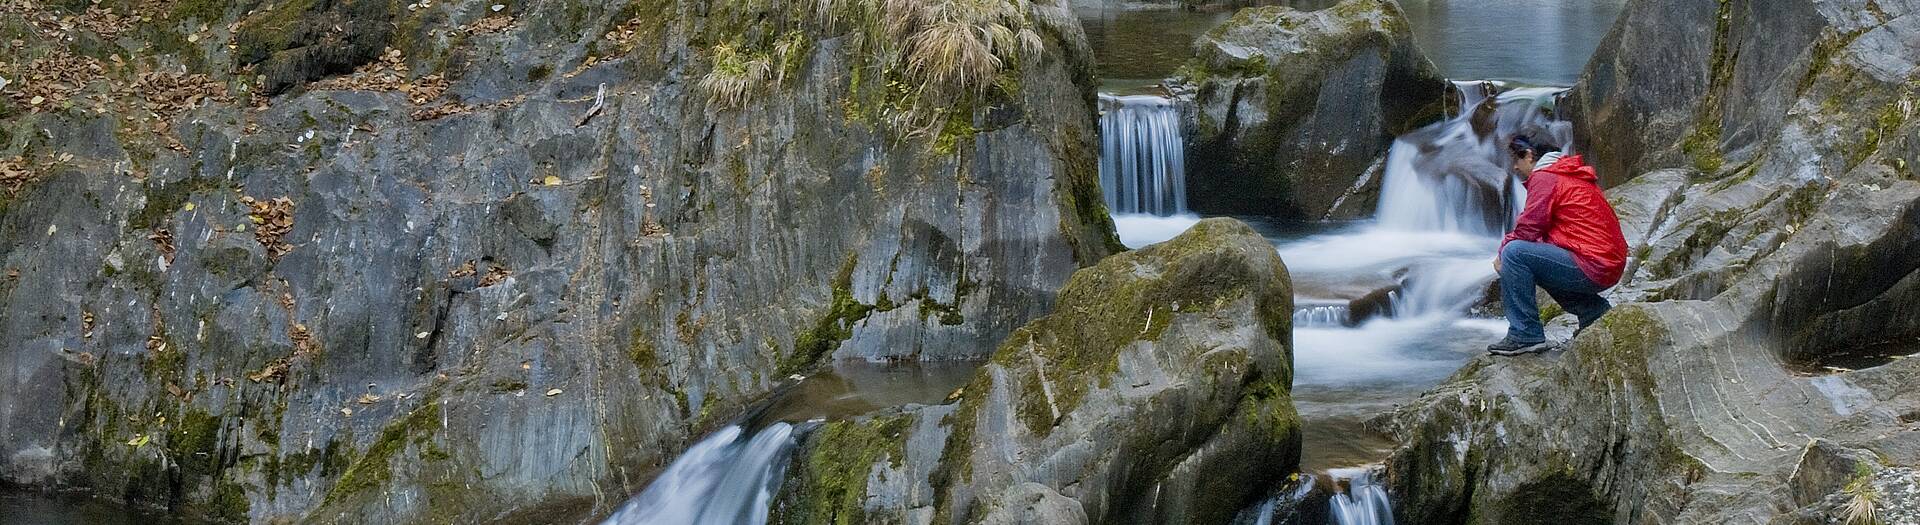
[1501,154,1629,288]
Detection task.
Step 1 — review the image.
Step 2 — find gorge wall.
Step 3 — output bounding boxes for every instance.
[0,0,1120,522]
[1386,0,1920,523]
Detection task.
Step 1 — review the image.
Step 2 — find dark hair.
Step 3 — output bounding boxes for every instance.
[1508,135,1561,158]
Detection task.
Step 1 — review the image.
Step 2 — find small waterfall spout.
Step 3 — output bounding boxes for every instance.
[602,423,797,525]
[1376,81,1572,237]
[1099,94,1187,216]
[1328,466,1395,525]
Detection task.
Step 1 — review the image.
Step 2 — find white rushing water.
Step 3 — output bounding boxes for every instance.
[1100,94,1188,217]
[1328,467,1396,525]
[602,423,797,525]
[1286,81,1569,389]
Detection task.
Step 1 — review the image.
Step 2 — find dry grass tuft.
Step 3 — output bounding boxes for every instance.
[700,42,774,109]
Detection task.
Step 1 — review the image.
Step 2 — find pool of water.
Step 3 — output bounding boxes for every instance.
[1400,0,1625,85]
[1080,0,1624,88]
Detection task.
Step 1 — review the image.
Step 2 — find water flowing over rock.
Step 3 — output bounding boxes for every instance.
[774,218,1300,525]
[1099,94,1188,216]
[1173,0,1447,219]
[0,0,1120,521]
[602,423,797,525]
[1382,0,1920,522]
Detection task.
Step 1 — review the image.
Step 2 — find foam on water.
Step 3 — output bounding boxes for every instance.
[1112,213,1202,248]
[602,423,797,525]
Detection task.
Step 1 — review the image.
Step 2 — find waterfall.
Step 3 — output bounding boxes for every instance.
[1294,304,1351,328]
[602,423,797,525]
[1327,467,1395,525]
[1099,94,1187,216]
[1376,81,1570,238]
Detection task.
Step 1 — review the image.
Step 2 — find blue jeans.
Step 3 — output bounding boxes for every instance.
[1500,240,1610,343]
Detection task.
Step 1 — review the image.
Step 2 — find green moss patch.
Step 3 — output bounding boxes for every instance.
[777,415,912,525]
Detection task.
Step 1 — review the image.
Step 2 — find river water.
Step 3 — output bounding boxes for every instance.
[1080,0,1623,89]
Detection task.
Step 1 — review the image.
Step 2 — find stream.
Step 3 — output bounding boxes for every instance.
[601,1,1616,523]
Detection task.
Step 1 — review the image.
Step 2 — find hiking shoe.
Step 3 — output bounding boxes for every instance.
[1487,338,1550,356]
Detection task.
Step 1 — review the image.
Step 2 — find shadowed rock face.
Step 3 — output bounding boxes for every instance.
[0,0,1117,522]
[1171,0,1447,219]
[1385,0,1920,523]
[776,218,1300,525]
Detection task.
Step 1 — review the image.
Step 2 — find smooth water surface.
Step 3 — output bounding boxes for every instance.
[1400,0,1625,85]
[1080,0,1624,88]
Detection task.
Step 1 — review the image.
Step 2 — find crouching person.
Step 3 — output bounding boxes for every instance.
[1488,135,1629,356]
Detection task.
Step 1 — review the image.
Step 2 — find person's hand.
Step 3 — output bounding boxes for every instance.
[1493,255,1502,273]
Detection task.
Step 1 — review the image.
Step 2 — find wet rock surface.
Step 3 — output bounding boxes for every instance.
[1172,0,1447,219]
[775,218,1299,525]
[1385,0,1920,522]
[0,0,1117,522]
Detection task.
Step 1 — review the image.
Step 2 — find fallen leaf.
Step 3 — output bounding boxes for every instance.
[544,388,562,397]
[356,393,380,404]
[127,434,150,447]
[341,407,353,416]
[182,202,195,211]
[542,175,561,186]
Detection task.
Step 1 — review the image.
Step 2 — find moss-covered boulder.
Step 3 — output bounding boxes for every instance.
[776,218,1300,524]
[1172,0,1447,219]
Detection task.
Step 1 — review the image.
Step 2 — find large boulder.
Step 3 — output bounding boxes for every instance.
[775,218,1300,524]
[1384,0,1920,523]
[1173,0,1447,219]
[0,0,1118,522]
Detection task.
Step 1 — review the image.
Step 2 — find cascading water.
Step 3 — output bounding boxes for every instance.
[1327,467,1395,525]
[1280,81,1575,523]
[1100,94,1187,216]
[1100,93,1202,248]
[601,423,797,525]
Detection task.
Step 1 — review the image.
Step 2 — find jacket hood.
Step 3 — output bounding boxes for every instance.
[1536,154,1597,182]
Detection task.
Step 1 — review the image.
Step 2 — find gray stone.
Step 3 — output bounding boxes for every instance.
[778,218,1301,525]
[1172,0,1447,219]
[0,0,1118,522]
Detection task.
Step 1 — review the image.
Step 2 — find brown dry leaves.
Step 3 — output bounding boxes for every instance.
[250,323,319,384]
[0,157,38,195]
[410,93,525,121]
[131,70,229,118]
[9,50,105,111]
[75,6,135,38]
[479,265,512,287]
[240,196,295,260]
[465,14,515,35]
[312,48,446,105]
[448,259,476,279]
[148,227,176,263]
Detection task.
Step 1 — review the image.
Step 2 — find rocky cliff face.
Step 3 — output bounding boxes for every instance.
[0,0,1119,521]
[1171,0,1446,219]
[1385,0,1920,523]
[775,218,1299,525]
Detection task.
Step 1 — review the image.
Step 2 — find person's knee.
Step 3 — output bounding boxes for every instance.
[1500,241,1526,261]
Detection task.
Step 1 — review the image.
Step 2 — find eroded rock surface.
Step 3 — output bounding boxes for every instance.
[1172,0,1446,219]
[0,0,1117,521]
[1384,0,1920,523]
[776,218,1300,525]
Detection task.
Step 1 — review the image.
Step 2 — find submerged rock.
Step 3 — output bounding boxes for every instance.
[1385,0,1920,522]
[1173,0,1447,219]
[0,0,1117,522]
[776,218,1300,524]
